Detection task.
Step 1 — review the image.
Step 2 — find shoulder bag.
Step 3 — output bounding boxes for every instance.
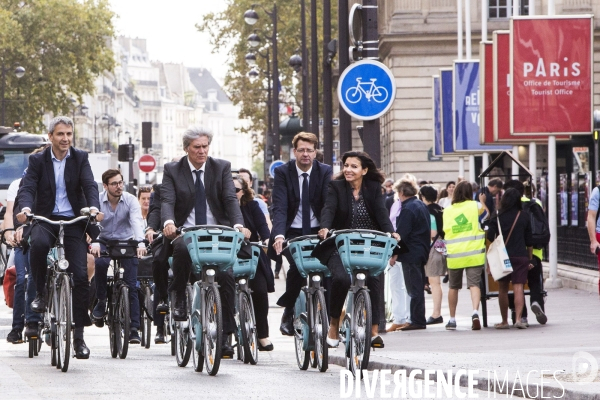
[487,211,520,281]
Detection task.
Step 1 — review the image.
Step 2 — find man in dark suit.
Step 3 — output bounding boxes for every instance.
[161,126,250,358]
[16,116,102,359]
[269,132,332,335]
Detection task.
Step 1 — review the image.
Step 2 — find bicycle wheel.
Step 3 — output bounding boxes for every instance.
[239,291,258,365]
[144,286,154,349]
[29,338,35,358]
[345,86,362,104]
[117,285,130,359]
[57,274,72,373]
[36,326,43,355]
[313,290,328,372]
[349,289,371,377]
[372,86,389,103]
[108,295,118,358]
[175,287,193,367]
[203,285,223,376]
[294,312,310,370]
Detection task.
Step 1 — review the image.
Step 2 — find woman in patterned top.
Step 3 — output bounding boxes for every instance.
[318,151,400,349]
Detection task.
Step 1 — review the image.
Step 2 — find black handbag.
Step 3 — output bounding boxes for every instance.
[106,239,139,259]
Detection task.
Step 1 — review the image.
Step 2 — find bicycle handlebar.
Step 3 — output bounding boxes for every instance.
[26,212,97,226]
[176,224,239,235]
[0,228,16,246]
[328,229,392,237]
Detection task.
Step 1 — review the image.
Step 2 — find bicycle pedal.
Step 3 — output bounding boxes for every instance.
[298,312,308,325]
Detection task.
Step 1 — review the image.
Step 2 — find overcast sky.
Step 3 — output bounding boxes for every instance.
[109,0,228,83]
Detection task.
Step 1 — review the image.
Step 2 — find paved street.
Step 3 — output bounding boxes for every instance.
[1,265,599,399]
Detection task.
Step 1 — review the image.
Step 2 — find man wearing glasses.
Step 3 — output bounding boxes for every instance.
[268,132,332,335]
[90,169,146,344]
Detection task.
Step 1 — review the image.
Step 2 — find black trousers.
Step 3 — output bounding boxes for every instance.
[170,236,236,335]
[276,227,320,309]
[508,255,545,318]
[29,219,91,328]
[327,253,380,324]
[249,259,269,339]
[151,237,170,303]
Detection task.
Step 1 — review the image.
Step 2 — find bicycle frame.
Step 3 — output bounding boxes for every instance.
[190,264,218,354]
[294,271,326,352]
[341,270,369,357]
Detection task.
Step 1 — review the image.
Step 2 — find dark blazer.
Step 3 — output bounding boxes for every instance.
[241,200,275,292]
[17,146,100,216]
[395,196,431,265]
[268,159,332,260]
[147,183,162,232]
[320,179,394,232]
[161,156,243,227]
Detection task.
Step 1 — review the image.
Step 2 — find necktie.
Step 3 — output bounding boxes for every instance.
[301,172,310,235]
[194,170,207,225]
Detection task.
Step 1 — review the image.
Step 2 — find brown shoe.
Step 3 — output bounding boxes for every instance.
[471,314,481,330]
[386,323,409,332]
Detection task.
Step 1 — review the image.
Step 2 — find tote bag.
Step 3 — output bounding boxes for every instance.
[487,211,519,281]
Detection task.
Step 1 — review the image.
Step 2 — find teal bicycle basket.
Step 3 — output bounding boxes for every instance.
[287,236,331,278]
[183,227,244,275]
[335,230,396,277]
[232,245,260,279]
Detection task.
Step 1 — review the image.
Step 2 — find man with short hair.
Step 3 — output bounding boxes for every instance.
[269,132,332,336]
[90,169,147,344]
[480,178,503,215]
[16,116,102,359]
[161,126,250,358]
[383,178,395,212]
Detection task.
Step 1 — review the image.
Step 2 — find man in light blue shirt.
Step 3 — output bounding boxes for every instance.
[90,169,146,344]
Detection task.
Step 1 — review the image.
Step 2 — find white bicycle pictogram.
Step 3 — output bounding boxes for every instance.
[345,78,389,104]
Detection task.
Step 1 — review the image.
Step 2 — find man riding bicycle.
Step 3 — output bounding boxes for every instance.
[90,169,147,344]
[161,126,250,359]
[16,116,103,359]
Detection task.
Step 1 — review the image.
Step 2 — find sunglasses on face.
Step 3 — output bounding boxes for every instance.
[235,187,243,193]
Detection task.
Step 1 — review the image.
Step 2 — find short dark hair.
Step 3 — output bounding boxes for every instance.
[238,168,253,182]
[137,185,152,199]
[102,169,123,185]
[452,181,473,204]
[499,188,523,213]
[503,180,525,197]
[337,151,385,184]
[233,176,254,206]
[292,132,318,149]
[446,181,456,189]
[488,178,504,189]
[419,185,438,203]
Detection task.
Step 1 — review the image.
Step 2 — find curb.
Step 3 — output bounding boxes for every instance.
[328,355,600,400]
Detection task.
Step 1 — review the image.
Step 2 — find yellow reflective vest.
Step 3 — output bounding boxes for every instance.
[443,200,486,269]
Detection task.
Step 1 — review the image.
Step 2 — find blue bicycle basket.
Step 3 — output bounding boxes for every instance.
[335,231,396,276]
[47,248,58,266]
[183,227,244,275]
[232,245,260,279]
[287,237,330,278]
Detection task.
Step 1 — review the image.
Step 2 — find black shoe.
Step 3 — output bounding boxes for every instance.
[24,322,39,339]
[172,294,187,321]
[156,299,169,314]
[6,329,23,344]
[279,311,294,336]
[221,342,234,358]
[400,324,426,331]
[30,294,47,313]
[442,274,449,284]
[92,299,107,320]
[258,341,274,352]
[73,339,90,359]
[426,316,444,325]
[155,326,166,344]
[129,329,141,344]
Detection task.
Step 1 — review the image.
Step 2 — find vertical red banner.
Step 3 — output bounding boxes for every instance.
[511,16,593,135]
[480,41,495,145]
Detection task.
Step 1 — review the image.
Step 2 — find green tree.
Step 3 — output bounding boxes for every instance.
[0,0,115,131]
[198,0,337,154]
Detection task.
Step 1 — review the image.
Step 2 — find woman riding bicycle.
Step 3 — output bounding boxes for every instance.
[233,176,275,351]
[317,151,399,349]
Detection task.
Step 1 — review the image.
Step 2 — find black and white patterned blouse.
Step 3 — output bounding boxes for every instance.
[351,192,376,230]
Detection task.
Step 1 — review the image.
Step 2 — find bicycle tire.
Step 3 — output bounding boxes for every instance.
[57,274,71,372]
[313,290,329,372]
[117,285,130,359]
[372,86,389,103]
[239,291,258,365]
[175,287,193,367]
[345,86,362,104]
[36,326,43,354]
[294,312,310,370]
[50,295,57,367]
[29,338,35,358]
[349,289,371,377]
[203,285,223,376]
[145,285,152,349]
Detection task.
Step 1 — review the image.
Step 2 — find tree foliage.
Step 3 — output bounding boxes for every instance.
[198,0,337,153]
[0,0,115,131]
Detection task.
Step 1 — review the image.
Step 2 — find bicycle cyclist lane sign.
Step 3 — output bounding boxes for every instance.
[337,60,396,121]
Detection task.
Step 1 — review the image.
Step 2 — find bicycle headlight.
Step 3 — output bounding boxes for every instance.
[58,259,69,271]
[119,268,125,275]
[206,269,216,276]
[239,278,247,285]
[311,275,321,282]
[356,273,366,281]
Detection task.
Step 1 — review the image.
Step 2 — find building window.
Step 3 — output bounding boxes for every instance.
[489,0,528,19]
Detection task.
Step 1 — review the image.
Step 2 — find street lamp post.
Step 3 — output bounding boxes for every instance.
[244,5,280,161]
[69,97,88,148]
[1,64,25,126]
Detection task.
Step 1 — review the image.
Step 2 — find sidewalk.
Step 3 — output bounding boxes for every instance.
[327,280,600,399]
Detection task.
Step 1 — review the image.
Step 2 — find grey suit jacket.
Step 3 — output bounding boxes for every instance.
[161,156,243,228]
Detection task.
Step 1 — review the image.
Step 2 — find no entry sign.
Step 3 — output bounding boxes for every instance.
[510,16,593,135]
[138,154,156,173]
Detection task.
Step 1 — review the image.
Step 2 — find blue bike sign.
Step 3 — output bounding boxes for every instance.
[337,60,396,121]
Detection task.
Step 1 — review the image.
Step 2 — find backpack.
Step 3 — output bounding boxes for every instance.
[522,199,550,247]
